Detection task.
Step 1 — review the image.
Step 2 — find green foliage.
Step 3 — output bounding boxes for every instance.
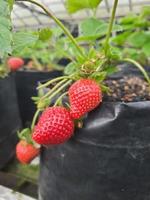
[64,62,78,75]
[119,10,150,30]
[90,71,107,82]
[38,27,52,41]
[78,18,122,42]
[12,31,39,53]
[111,31,132,46]
[0,0,12,58]
[140,6,150,18]
[142,43,150,57]
[13,27,72,71]
[79,18,105,36]
[111,7,150,65]
[119,14,137,25]
[126,31,150,48]
[65,0,102,13]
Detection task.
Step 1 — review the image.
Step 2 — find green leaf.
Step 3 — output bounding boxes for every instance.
[100,84,110,93]
[79,18,105,36]
[123,48,139,60]
[64,62,78,75]
[90,71,107,82]
[119,14,138,25]
[109,46,122,60]
[142,43,150,57]
[80,18,122,38]
[76,35,101,42]
[111,31,132,46]
[140,6,150,19]
[12,32,39,53]
[39,27,52,41]
[0,0,12,57]
[87,47,97,58]
[104,66,118,75]
[126,31,150,48]
[65,0,102,13]
[52,27,64,38]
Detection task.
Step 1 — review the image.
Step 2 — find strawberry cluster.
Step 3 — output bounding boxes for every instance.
[32,79,102,145]
[16,78,102,164]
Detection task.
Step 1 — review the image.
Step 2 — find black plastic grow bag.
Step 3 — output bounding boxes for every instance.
[15,70,62,127]
[0,74,22,169]
[39,101,150,200]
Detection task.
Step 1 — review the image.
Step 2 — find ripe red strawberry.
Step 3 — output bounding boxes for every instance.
[16,140,40,164]
[32,106,74,145]
[68,79,102,119]
[7,57,24,71]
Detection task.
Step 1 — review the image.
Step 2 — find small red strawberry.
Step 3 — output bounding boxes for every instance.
[16,140,40,164]
[7,57,24,71]
[68,79,102,119]
[32,106,74,145]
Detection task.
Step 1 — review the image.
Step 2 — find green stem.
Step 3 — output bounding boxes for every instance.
[124,58,150,85]
[41,78,68,99]
[31,109,41,130]
[32,56,43,71]
[104,0,118,56]
[16,0,85,58]
[37,76,69,89]
[93,8,97,18]
[54,91,68,106]
[48,80,72,102]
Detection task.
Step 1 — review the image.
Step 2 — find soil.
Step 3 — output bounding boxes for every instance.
[104,76,150,102]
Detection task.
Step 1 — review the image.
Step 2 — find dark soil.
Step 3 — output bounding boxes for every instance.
[104,76,150,102]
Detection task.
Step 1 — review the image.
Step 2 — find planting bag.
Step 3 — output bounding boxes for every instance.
[39,101,150,200]
[0,75,21,169]
[15,70,62,126]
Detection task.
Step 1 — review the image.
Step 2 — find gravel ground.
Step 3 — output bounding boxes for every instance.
[104,76,150,102]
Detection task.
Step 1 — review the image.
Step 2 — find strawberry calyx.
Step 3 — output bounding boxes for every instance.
[17,128,40,148]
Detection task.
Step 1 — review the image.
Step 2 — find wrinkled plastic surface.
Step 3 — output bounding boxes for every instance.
[39,101,150,200]
[0,74,21,169]
[15,70,62,126]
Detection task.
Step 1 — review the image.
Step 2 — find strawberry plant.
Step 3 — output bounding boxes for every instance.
[13,28,71,71]
[111,6,150,66]
[2,0,150,164]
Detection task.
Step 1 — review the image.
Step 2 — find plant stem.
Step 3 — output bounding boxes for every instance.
[54,91,68,106]
[104,0,118,56]
[124,58,150,85]
[32,56,43,71]
[16,0,85,58]
[41,78,68,99]
[48,80,72,102]
[37,76,69,89]
[31,109,41,130]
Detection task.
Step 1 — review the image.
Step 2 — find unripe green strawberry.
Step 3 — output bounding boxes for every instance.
[7,57,24,71]
[68,79,102,119]
[32,106,74,145]
[16,140,40,164]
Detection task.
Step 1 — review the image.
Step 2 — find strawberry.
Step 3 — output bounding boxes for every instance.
[32,106,74,145]
[7,57,24,71]
[16,140,40,164]
[68,79,102,119]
